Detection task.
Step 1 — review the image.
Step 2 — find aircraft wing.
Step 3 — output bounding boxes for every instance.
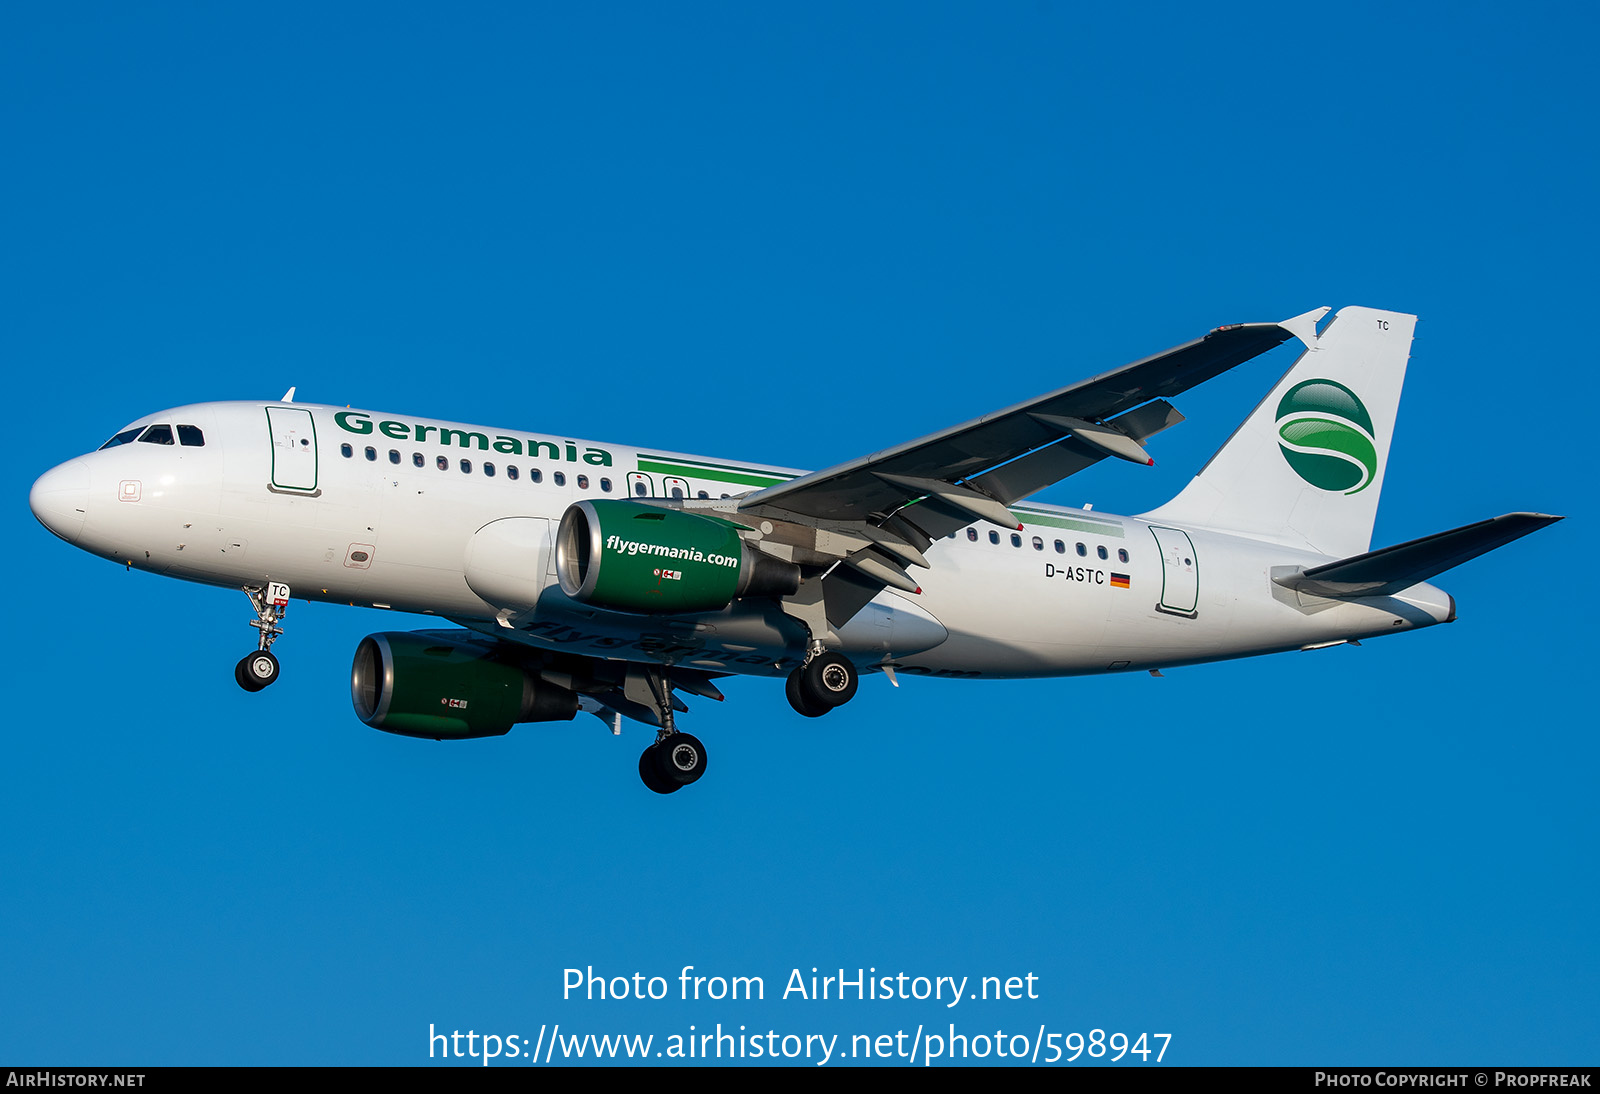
[733,308,1325,625]
[739,311,1315,524]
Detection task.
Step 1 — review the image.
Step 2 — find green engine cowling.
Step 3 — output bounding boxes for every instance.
[351,631,579,740]
[556,499,799,614]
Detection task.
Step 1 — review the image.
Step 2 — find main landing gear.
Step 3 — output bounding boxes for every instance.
[636,666,708,795]
[638,732,708,795]
[235,582,289,692]
[785,650,859,718]
[634,651,860,791]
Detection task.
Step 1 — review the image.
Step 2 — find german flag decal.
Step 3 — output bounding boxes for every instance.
[1110,573,1131,589]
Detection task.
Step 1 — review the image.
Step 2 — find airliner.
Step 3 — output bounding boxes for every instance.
[28,305,1559,793]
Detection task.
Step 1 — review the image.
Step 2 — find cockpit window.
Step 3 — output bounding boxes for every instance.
[177,425,205,447]
[138,424,175,445]
[98,427,143,450]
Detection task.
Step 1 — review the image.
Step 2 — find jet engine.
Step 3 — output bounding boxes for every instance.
[555,499,799,614]
[351,631,579,739]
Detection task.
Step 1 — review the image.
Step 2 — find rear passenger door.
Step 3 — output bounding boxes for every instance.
[1149,526,1199,617]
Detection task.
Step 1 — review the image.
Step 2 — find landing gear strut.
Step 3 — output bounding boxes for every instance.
[236,583,289,692]
[635,666,709,794]
[785,650,859,717]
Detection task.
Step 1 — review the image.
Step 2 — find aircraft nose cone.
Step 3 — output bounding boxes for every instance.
[30,459,90,544]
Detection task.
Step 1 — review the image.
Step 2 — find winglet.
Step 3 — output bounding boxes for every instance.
[281,386,297,403]
[1278,306,1330,350]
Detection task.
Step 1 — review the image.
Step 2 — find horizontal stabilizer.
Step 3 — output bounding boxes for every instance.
[1273,512,1563,598]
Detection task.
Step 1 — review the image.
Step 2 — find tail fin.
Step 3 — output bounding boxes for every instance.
[1142,305,1416,558]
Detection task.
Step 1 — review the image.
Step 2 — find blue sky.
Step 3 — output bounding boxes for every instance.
[4,1,1593,1066]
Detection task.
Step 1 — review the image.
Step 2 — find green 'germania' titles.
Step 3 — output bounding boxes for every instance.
[333,411,613,466]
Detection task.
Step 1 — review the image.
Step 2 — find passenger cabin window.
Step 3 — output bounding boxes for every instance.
[99,427,143,450]
[437,456,449,471]
[484,462,496,477]
[1054,540,1065,554]
[530,469,542,483]
[988,531,1000,545]
[341,443,354,458]
[413,452,424,467]
[365,447,377,461]
[460,459,472,473]
[1076,542,1087,557]
[602,478,613,493]
[553,471,566,487]
[1032,536,1044,551]
[177,425,204,447]
[138,424,175,445]
[389,450,400,464]
[507,465,519,481]
[966,528,978,541]
[1010,533,1022,548]
[1097,545,1108,560]
[1118,548,1129,563]
[634,480,647,496]
[577,474,589,489]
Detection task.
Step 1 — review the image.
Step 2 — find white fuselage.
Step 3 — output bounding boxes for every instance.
[30,400,1455,681]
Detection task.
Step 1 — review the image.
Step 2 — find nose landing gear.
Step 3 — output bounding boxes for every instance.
[235,649,280,691]
[236,582,289,692]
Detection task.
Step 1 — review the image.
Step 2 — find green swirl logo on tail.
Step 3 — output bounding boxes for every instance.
[1275,379,1378,494]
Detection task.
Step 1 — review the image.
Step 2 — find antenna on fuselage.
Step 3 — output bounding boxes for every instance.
[280,387,296,403]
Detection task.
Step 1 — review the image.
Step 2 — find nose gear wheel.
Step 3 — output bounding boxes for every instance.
[235,583,288,692]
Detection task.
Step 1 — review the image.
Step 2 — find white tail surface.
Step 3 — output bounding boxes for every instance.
[1142,305,1416,559]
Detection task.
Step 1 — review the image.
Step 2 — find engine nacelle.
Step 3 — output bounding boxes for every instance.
[351,631,579,739]
[556,499,799,614]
